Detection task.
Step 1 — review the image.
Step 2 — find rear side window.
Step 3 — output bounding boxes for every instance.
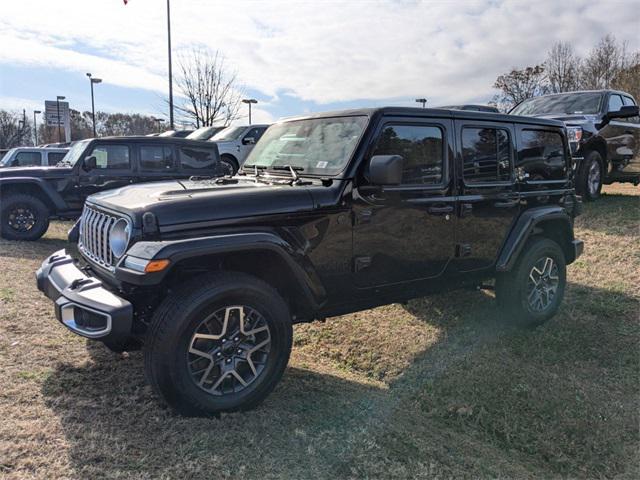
[89,145,130,169]
[461,127,512,183]
[180,147,216,170]
[47,152,66,165]
[15,151,42,166]
[518,129,567,180]
[371,124,444,185]
[140,145,175,171]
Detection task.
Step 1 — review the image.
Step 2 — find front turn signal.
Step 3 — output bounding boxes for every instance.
[144,259,170,273]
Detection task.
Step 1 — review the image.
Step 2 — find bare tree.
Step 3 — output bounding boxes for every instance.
[581,34,628,90]
[174,48,244,128]
[612,51,640,101]
[545,41,581,93]
[492,65,549,111]
[0,110,32,149]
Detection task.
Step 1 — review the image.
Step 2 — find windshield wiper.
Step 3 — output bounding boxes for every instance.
[272,165,304,182]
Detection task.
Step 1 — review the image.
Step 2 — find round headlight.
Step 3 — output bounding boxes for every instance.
[109,218,131,258]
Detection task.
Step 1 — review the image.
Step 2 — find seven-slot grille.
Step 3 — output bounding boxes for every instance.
[78,205,120,269]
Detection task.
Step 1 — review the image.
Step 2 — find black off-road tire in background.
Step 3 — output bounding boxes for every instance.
[144,271,293,416]
[576,151,603,201]
[0,193,50,241]
[496,237,567,328]
[220,154,239,176]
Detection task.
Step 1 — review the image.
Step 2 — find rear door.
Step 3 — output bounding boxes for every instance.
[46,151,67,166]
[453,120,519,272]
[137,144,179,183]
[352,116,456,288]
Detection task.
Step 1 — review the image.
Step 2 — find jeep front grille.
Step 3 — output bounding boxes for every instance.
[78,205,119,270]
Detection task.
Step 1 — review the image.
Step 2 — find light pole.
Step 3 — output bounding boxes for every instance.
[415,98,427,108]
[56,95,65,142]
[242,99,258,125]
[33,110,41,145]
[86,73,102,137]
[166,0,174,129]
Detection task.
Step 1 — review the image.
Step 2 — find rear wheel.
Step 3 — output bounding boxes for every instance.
[144,272,292,416]
[576,151,603,201]
[0,193,50,241]
[496,237,566,327]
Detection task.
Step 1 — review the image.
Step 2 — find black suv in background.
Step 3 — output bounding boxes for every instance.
[37,107,583,416]
[0,136,220,241]
[511,90,640,200]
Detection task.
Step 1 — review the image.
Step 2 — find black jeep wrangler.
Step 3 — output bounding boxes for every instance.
[36,107,583,416]
[0,136,220,241]
[510,90,640,200]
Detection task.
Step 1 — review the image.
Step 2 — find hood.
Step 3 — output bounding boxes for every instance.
[88,177,316,227]
[0,166,73,178]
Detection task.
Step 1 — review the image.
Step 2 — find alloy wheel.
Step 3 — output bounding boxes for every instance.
[187,305,271,396]
[526,257,559,312]
[7,205,36,232]
[587,160,601,196]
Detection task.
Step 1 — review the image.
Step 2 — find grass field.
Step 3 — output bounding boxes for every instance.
[1,185,639,479]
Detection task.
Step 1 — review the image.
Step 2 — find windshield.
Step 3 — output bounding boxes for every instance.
[244,116,368,176]
[211,126,246,142]
[57,140,89,166]
[0,148,19,166]
[187,126,222,140]
[511,92,604,116]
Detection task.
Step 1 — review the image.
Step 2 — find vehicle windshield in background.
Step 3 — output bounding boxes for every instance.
[186,126,223,141]
[511,92,604,116]
[56,140,89,166]
[0,148,18,166]
[244,116,368,176]
[210,126,246,142]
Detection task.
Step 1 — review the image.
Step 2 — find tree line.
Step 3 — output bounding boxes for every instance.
[492,34,639,111]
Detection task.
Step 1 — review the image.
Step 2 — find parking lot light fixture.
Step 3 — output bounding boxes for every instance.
[415,98,427,108]
[242,99,258,125]
[56,95,65,142]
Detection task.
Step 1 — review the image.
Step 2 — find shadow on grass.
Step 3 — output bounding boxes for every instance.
[40,279,638,478]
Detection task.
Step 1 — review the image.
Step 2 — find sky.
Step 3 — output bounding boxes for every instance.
[1,0,639,127]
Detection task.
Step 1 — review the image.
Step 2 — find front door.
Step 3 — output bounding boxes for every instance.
[453,120,520,272]
[76,143,134,205]
[352,117,456,288]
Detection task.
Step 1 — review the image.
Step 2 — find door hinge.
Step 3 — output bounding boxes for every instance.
[456,244,472,258]
[354,256,372,272]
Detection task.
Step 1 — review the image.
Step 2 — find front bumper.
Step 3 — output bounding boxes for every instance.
[36,249,133,341]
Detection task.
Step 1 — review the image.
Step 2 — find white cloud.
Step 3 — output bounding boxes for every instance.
[1,0,639,113]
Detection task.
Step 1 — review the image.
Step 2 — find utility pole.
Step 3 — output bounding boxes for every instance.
[33,110,41,145]
[167,0,174,129]
[242,99,258,125]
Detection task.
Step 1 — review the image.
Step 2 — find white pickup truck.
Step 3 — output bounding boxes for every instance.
[209,124,269,174]
[0,147,69,168]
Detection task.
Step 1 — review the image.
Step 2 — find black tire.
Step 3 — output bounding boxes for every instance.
[144,271,292,416]
[576,151,603,201]
[0,193,50,241]
[220,154,239,176]
[495,237,566,328]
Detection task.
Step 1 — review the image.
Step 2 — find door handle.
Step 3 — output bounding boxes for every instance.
[428,205,454,214]
[494,199,519,208]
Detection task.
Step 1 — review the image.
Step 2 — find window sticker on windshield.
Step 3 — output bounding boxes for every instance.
[316,161,328,168]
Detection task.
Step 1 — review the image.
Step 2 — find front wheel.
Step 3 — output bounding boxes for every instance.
[144,272,292,416]
[496,237,567,328]
[576,151,603,201]
[0,193,50,241]
[219,155,238,176]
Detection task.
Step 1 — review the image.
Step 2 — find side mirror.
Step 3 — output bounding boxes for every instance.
[83,155,97,171]
[242,137,256,145]
[607,105,639,120]
[369,155,404,186]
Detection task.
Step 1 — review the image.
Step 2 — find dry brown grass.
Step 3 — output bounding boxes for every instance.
[1,184,639,479]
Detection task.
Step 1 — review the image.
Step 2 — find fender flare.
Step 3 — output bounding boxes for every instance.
[115,231,325,312]
[496,206,575,272]
[0,177,67,211]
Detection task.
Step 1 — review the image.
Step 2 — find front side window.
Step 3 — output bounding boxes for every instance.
[47,152,67,166]
[608,94,624,112]
[462,127,512,183]
[211,126,246,142]
[180,147,216,170]
[89,145,130,169]
[244,116,367,176]
[243,127,266,143]
[371,124,444,185]
[518,129,567,180]
[140,145,174,171]
[14,151,42,166]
